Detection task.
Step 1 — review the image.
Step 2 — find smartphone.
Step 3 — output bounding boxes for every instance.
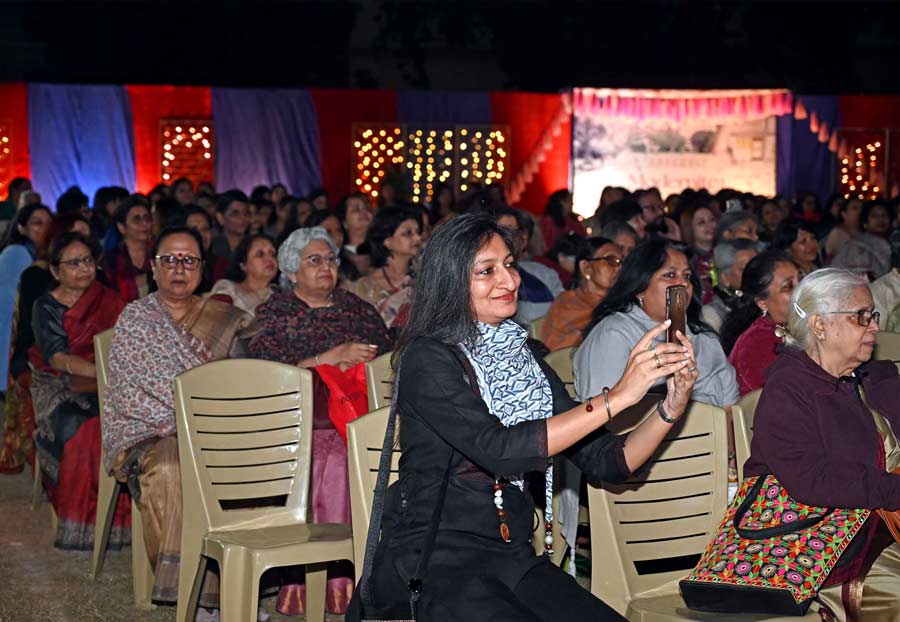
[666,285,688,344]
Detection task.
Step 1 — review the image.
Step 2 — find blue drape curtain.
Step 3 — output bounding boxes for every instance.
[212,88,321,196]
[28,83,135,205]
[396,91,492,125]
[776,95,839,205]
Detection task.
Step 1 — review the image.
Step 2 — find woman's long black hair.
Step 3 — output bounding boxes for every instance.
[582,239,711,338]
[719,250,795,355]
[0,203,52,251]
[543,189,571,227]
[392,212,515,369]
[223,233,277,283]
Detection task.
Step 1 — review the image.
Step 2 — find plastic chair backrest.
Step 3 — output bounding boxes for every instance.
[365,352,394,411]
[94,329,114,436]
[528,316,546,341]
[732,388,762,481]
[173,359,314,532]
[588,398,730,615]
[346,407,398,581]
[874,331,900,362]
[544,347,576,399]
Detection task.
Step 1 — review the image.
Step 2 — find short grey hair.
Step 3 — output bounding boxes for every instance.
[713,210,757,245]
[600,221,638,241]
[785,267,869,349]
[713,238,758,275]
[277,226,338,289]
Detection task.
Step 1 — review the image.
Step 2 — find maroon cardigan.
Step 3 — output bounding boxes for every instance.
[744,348,900,510]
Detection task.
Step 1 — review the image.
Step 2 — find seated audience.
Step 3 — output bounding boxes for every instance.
[0,177,32,236]
[599,198,646,240]
[346,206,421,326]
[540,189,586,250]
[701,239,759,332]
[680,202,719,304]
[249,198,275,235]
[267,195,298,239]
[0,204,52,394]
[304,209,362,285]
[210,233,277,315]
[773,219,819,277]
[249,226,391,616]
[209,190,250,282]
[1,213,91,474]
[103,227,254,609]
[713,209,759,245]
[170,177,195,206]
[31,232,128,549]
[336,193,374,275]
[743,268,900,619]
[89,185,129,244]
[184,205,215,292]
[757,198,786,244]
[637,187,681,241]
[491,206,565,328]
[533,232,587,290]
[575,239,739,407]
[543,236,622,351]
[823,197,862,262]
[600,221,639,257]
[103,195,153,302]
[870,231,900,321]
[720,251,801,395]
[833,200,894,279]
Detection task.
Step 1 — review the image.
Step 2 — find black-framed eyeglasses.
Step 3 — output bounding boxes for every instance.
[59,256,96,269]
[155,254,203,271]
[588,255,623,267]
[824,309,880,327]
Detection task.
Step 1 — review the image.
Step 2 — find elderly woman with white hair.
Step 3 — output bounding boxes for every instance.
[744,267,900,620]
[248,226,391,616]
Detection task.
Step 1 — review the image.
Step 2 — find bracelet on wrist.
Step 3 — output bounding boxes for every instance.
[314,353,321,366]
[656,400,675,424]
[602,387,612,423]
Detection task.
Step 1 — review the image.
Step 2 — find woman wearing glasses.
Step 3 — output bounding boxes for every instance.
[31,231,127,549]
[743,268,900,619]
[542,237,623,351]
[103,227,255,612]
[102,194,154,302]
[249,226,391,617]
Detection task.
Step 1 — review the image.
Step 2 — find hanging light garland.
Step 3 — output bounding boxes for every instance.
[0,122,12,194]
[840,141,881,200]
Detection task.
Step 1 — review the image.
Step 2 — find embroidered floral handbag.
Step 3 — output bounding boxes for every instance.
[680,474,871,616]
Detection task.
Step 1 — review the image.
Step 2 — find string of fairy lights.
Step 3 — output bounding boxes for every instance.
[159,120,215,186]
[352,124,509,202]
[0,122,11,193]
[840,140,881,200]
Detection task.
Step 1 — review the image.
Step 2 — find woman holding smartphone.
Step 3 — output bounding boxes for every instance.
[574,239,739,408]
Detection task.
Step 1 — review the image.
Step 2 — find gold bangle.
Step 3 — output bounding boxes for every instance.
[314,354,321,366]
[65,359,72,374]
[602,386,612,423]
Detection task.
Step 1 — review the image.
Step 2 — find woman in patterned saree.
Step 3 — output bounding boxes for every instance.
[30,231,129,549]
[103,227,254,613]
[250,226,392,616]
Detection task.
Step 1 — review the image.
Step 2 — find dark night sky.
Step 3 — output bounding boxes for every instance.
[1,1,898,93]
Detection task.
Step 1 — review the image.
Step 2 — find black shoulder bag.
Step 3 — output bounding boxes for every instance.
[345,357,457,622]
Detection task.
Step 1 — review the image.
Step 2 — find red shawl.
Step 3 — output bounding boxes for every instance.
[29,281,126,374]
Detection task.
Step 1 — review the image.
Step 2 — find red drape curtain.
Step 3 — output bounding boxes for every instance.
[125,85,212,193]
[839,96,900,129]
[491,92,570,215]
[309,89,397,203]
[0,83,31,190]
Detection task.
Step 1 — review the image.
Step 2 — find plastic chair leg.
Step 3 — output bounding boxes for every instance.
[175,533,205,622]
[304,562,328,622]
[131,503,156,610]
[219,550,259,622]
[91,475,121,579]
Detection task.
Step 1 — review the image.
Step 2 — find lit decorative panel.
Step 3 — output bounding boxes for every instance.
[160,119,215,187]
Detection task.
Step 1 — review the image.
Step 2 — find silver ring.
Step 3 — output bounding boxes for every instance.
[688,366,697,373]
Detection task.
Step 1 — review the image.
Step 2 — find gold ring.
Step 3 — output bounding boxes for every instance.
[654,354,662,368]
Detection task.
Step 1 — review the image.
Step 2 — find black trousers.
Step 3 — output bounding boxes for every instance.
[415,559,625,622]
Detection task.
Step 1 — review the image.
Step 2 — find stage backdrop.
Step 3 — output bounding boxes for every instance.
[571,88,792,216]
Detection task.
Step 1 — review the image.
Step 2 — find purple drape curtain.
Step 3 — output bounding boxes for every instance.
[28,83,135,205]
[212,88,321,196]
[776,95,839,205]
[396,90,492,125]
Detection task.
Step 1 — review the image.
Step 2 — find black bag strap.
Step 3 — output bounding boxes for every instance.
[358,352,460,612]
[733,474,835,540]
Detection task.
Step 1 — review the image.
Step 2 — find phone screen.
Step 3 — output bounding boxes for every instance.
[666,285,688,343]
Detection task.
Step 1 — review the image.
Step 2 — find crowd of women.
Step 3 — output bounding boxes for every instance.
[0,174,898,621]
